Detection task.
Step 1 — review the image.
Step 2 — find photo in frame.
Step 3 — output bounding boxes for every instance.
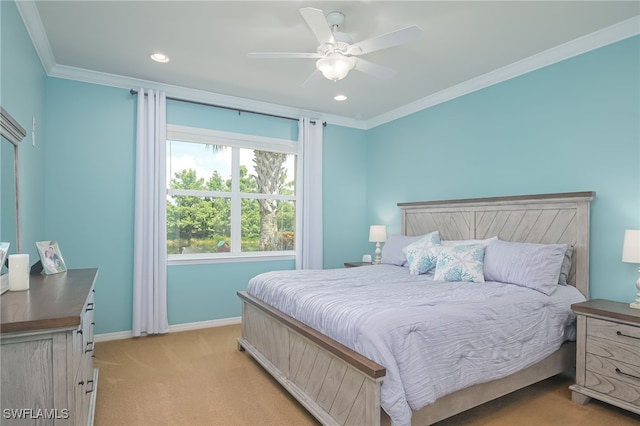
[0,242,8,294]
[0,242,9,271]
[36,241,67,275]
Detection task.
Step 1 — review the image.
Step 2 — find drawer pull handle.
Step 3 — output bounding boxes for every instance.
[615,368,640,381]
[616,331,640,340]
[86,379,95,394]
[85,302,94,312]
[85,341,94,353]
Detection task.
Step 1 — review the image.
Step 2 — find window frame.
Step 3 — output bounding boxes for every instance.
[166,124,298,265]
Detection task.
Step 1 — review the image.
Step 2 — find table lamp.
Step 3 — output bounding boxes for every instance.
[622,229,640,309]
[369,225,387,264]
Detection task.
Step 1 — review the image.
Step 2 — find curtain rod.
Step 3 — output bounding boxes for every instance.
[129,89,326,127]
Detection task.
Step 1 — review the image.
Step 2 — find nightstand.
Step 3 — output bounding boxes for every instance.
[344,262,373,268]
[570,299,640,415]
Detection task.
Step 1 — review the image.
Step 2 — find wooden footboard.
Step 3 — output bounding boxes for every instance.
[238,291,385,426]
[239,290,576,426]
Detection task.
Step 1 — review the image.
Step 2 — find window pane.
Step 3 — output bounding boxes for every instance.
[241,199,295,252]
[167,195,231,254]
[167,140,232,192]
[240,148,296,195]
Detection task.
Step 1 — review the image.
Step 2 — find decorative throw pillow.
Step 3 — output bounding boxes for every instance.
[381,234,421,266]
[483,239,568,295]
[402,231,441,275]
[434,244,486,283]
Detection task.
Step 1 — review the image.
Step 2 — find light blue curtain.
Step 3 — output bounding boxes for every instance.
[133,88,169,336]
[296,117,323,269]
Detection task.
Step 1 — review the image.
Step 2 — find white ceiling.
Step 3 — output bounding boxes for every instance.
[19,1,640,127]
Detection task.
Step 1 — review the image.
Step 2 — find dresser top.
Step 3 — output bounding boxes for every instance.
[571,298,640,325]
[1,268,98,334]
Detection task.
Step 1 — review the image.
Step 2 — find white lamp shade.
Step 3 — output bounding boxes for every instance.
[369,225,387,243]
[316,54,356,81]
[622,229,640,263]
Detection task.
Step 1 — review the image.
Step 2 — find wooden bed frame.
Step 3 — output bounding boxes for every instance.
[237,191,595,425]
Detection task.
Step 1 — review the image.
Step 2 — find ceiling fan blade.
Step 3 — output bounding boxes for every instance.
[300,7,335,45]
[354,58,397,80]
[301,69,323,87]
[348,25,423,55]
[247,52,322,59]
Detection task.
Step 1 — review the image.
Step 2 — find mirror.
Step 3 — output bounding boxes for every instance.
[1,106,26,276]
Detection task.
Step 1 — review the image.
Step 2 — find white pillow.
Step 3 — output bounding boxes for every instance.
[381,234,421,266]
[402,231,441,275]
[434,243,486,283]
[483,239,568,295]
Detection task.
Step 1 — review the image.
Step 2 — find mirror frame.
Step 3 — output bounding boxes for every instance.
[1,106,26,253]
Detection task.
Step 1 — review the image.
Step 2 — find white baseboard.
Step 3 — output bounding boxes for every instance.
[94,316,241,342]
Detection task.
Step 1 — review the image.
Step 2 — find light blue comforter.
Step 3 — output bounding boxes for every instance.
[247,264,585,426]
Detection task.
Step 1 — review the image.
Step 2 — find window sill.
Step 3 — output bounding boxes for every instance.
[167,252,295,266]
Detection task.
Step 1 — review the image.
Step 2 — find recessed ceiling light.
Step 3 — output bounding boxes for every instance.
[334,94,347,101]
[150,53,170,63]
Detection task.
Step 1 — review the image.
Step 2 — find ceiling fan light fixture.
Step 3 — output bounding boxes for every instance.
[316,54,355,81]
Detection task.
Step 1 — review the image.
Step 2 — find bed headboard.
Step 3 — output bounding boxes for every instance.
[398,192,595,299]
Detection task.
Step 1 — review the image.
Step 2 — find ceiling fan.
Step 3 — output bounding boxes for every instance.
[247,7,423,85]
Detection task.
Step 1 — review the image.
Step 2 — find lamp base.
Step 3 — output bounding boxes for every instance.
[631,273,640,310]
[373,242,382,265]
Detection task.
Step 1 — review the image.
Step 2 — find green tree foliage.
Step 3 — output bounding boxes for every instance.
[166,163,295,254]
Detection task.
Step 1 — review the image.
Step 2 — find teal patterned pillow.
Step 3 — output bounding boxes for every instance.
[434,243,486,283]
[402,231,441,275]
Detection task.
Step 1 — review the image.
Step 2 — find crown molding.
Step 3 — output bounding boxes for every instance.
[365,15,640,129]
[14,0,55,74]
[15,1,638,131]
[48,64,366,129]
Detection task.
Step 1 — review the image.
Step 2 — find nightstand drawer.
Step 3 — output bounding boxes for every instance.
[587,318,640,366]
[585,354,640,406]
[587,317,640,343]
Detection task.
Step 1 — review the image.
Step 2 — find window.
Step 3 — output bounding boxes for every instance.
[166,125,297,262]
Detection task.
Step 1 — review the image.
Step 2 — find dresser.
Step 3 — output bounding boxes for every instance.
[0,269,98,425]
[570,299,640,415]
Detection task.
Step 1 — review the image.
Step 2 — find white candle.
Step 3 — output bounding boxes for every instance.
[8,254,29,291]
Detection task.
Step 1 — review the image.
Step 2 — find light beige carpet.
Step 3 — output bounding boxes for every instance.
[94,324,639,426]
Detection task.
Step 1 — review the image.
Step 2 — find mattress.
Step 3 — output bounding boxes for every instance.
[246,264,586,426]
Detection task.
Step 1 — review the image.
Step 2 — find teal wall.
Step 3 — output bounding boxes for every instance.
[366,36,640,303]
[323,124,369,268]
[0,0,47,264]
[44,80,136,333]
[2,0,638,334]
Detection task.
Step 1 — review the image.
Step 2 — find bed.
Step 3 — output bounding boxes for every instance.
[237,191,595,425]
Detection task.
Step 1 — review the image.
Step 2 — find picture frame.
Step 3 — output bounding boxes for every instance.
[0,242,10,295]
[36,240,67,275]
[0,242,9,271]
